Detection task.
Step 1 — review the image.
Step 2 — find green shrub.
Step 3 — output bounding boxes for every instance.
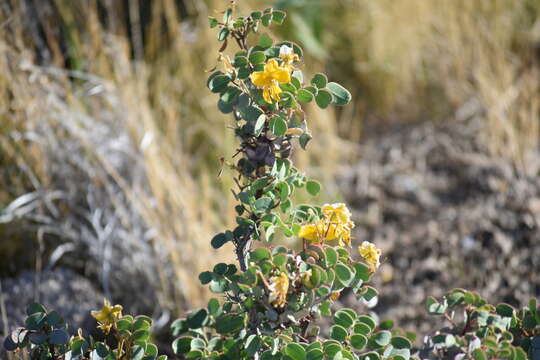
[3,301,166,360]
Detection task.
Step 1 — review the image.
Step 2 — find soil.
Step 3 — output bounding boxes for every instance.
[338,119,540,335]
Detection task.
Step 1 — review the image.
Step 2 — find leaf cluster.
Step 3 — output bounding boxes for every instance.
[423,289,539,359]
[3,303,166,360]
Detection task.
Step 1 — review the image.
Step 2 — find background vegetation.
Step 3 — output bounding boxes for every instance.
[1,0,539,341]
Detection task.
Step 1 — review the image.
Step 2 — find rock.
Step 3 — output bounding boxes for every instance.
[0,268,103,335]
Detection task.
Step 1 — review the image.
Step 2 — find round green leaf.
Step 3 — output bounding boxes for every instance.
[173,336,193,355]
[350,334,367,350]
[258,34,273,48]
[315,89,333,109]
[326,82,352,106]
[306,180,321,196]
[187,309,207,329]
[249,51,266,65]
[215,314,244,334]
[211,233,228,249]
[199,271,213,285]
[391,336,412,349]
[269,116,288,136]
[496,303,515,318]
[334,310,355,328]
[311,74,327,89]
[371,331,391,347]
[330,325,348,341]
[49,329,69,345]
[217,28,229,41]
[284,343,306,360]
[297,89,313,103]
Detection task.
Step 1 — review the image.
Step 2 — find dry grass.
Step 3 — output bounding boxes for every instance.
[0,0,539,330]
[325,0,540,169]
[0,0,346,324]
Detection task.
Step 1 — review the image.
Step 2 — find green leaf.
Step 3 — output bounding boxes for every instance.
[335,263,353,285]
[269,116,288,136]
[258,34,273,48]
[325,247,338,266]
[213,263,228,275]
[249,51,266,64]
[220,86,241,104]
[218,28,229,41]
[210,233,228,249]
[223,8,232,23]
[426,296,447,315]
[306,180,321,196]
[307,349,324,360]
[354,323,371,336]
[272,10,286,24]
[299,133,312,150]
[391,336,411,349]
[253,197,273,213]
[245,334,261,356]
[326,82,352,106]
[334,310,355,328]
[25,312,46,331]
[26,303,46,316]
[371,331,391,347]
[262,13,272,27]
[238,66,250,79]
[48,329,69,345]
[330,325,348,341]
[173,336,193,355]
[208,17,218,28]
[350,334,367,350]
[358,315,376,330]
[28,333,47,345]
[496,303,515,318]
[297,89,313,103]
[233,56,248,67]
[254,114,266,136]
[45,311,63,327]
[215,314,244,334]
[187,309,207,329]
[208,74,230,93]
[132,329,150,343]
[251,248,272,262]
[472,349,487,360]
[284,343,306,360]
[315,89,333,109]
[311,74,327,89]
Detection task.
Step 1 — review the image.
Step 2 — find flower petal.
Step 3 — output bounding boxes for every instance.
[251,71,268,87]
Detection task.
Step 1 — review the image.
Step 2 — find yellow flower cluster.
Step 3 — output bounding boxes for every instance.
[358,241,382,272]
[298,203,355,247]
[250,45,299,104]
[251,59,290,104]
[268,272,289,308]
[91,299,123,334]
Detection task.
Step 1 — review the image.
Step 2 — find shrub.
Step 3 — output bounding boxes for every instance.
[3,301,166,359]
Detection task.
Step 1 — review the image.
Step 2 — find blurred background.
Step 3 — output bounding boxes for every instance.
[1,0,540,350]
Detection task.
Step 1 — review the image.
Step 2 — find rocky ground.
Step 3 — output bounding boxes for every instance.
[339,119,540,335]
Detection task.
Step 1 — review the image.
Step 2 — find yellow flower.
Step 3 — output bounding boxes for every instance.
[330,291,341,301]
[250,58,291,103]
[298,221,338,243]
[358,241,382,271]
[279,45,299,71]
[91,299,123,334]
[268,272,289,308]
[298,203,355,247]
